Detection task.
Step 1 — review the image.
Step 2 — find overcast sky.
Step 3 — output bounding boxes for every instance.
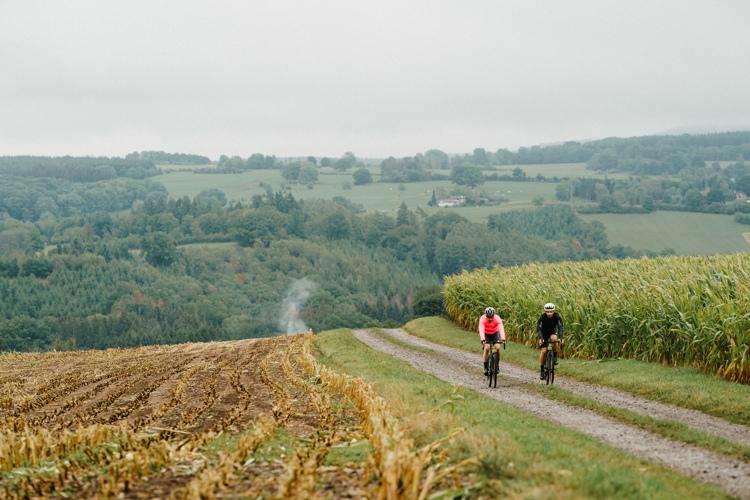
[1,0,749,159]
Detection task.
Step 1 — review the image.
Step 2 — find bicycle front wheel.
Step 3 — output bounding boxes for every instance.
[545,350,554,385]
[491,351,499,388]
[488,351,495,388]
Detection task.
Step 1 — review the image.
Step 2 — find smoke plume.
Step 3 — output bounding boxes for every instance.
[279,278,317,335]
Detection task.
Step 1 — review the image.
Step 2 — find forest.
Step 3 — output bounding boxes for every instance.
[0,184,656,352]
[2,131,747,352]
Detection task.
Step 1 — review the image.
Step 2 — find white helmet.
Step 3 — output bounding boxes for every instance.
[484,307,495,318]
[544,303,555,312]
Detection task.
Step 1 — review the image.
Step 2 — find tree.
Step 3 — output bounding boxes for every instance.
[643,196,656,212]
[233,208,286,247]
[281,163,302,181]
[472,148,490,166]
[352,168,372,185]
[396,202,415,226]
[451,165,484,187]
[587,149,619,170]
[423,149,449,169]
[555,182,572,201]
[532,196,545,207]
[298,165,319,186]
[142,233,178,267]
[323,212,351,239]
[413,286,444,317]
[512,167,526,179]
[736,174,750,196]
[0,259,19,277]
[706,188,727,204]
[21,258,54,278]
[684,189,704,209]
[428,190,438,207]
[143,191,168,215]
[380,157,429,182]
[195,189,227,209]
[334,152,357,171]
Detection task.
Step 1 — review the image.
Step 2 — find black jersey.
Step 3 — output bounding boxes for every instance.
[537,312,564,339]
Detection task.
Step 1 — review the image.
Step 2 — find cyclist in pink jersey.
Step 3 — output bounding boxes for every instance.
[479,307,506,376]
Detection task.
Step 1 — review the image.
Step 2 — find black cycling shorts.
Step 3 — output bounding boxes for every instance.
[484,332,500,344]
[539,334,557,349]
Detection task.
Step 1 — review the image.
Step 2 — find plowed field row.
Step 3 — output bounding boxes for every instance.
[0,337,368,498]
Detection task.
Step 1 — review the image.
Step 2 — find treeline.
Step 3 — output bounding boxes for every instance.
[558,161,750,214]
[379,156,448,182]
[0,240,433,351]
[0,187,657,351]
[411,132,750,173]
[0,176,166,222]
[213,152,362,174]
[0,156,160,181]
[586,132,750,175]
[197,131,750,183]
[126,151,210,164]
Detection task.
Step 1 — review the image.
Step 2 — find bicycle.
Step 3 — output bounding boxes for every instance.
[542,339,560,385]
[485,340,506,388]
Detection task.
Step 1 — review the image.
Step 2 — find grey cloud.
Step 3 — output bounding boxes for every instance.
[1,0,749,158]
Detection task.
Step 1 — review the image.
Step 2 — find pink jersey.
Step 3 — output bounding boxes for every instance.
[478,315,506,341]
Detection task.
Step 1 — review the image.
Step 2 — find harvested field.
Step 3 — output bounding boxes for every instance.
[0,336,370,498]
[0,334,465,499]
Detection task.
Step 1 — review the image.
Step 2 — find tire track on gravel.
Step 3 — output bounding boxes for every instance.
[353,329,750,499]
[381,328,750,449]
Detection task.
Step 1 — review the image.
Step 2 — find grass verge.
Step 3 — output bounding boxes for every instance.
[404,317,750,426]
[529,385,750,462]
[315,329,727,499]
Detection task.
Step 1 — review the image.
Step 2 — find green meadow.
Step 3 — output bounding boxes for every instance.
[155,165,750,254]
[581,212,750,255]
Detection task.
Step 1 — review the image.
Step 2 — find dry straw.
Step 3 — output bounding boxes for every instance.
[301,332,475,499]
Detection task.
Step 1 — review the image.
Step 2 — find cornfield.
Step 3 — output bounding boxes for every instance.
[444,253,750,383]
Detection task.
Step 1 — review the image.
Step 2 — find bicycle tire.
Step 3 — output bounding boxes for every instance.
[550,352,555,385]
[492,350,499,388]
[487,350,495,388]
[484,350,492,386]
[545,350,554,385]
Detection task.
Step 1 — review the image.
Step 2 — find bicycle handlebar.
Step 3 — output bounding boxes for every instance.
[486,340,507,349]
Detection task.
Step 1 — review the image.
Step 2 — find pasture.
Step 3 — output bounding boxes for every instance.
[581,211,750,255]
[155,169,559,222]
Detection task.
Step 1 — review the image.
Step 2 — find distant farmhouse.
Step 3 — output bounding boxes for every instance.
[736,191,748,202]
[437,196,466,208]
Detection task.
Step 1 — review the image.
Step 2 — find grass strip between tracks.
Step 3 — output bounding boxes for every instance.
[405,317,750,426]
[315,329,726,499]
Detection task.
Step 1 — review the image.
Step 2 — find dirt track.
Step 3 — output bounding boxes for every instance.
[354,329,750,499]
[381,328,750,449]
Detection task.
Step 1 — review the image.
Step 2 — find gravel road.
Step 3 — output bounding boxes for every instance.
[381,328,750,448]
[353,329,750,498]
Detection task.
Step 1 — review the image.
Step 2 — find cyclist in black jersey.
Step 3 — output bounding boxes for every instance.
[537,302,564,380]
